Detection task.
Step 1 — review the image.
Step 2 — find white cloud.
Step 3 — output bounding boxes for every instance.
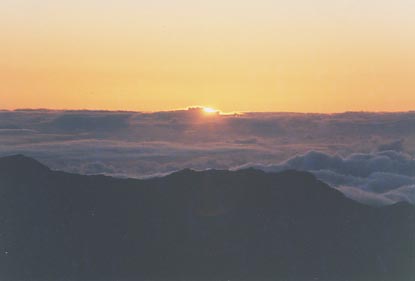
[238,150,415,206]
[1,109,415,206]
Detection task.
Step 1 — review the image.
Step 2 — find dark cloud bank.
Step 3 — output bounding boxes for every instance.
[1,108,415,206]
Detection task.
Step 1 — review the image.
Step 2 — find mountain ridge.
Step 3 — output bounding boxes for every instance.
[0,154,414,281]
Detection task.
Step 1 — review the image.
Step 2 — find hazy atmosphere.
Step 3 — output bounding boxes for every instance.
[2,1,415,280]
[1,0,415,112]
[1,108,414,206]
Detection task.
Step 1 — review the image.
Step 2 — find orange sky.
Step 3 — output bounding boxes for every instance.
[1,0,415,112]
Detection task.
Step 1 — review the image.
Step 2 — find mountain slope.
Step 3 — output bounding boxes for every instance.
[0,155,414,281]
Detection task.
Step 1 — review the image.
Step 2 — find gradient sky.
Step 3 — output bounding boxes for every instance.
[1,0,415,112]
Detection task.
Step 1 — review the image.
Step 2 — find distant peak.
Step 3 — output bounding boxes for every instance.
[0,154,50,173]
[2,154,31,160]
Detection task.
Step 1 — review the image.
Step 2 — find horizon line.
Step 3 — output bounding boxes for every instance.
[1,107,415,115]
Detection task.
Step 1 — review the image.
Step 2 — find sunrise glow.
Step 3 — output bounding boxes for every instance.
[202,107,218,114]
[1,1,414,112]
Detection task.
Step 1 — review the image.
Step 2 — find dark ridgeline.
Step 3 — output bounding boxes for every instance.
[0,155,414,281]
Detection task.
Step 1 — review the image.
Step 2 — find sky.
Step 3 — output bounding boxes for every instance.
[1,0,415,112]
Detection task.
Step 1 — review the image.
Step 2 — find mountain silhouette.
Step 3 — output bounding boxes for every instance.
[0,155,414,281]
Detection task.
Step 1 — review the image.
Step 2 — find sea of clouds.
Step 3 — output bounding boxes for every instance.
[1,108,414,206]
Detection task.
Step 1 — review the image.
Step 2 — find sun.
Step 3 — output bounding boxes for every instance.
[202,107,218,114]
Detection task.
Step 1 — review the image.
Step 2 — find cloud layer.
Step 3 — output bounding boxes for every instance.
[1,109,415,205]
[238,150,415,206]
